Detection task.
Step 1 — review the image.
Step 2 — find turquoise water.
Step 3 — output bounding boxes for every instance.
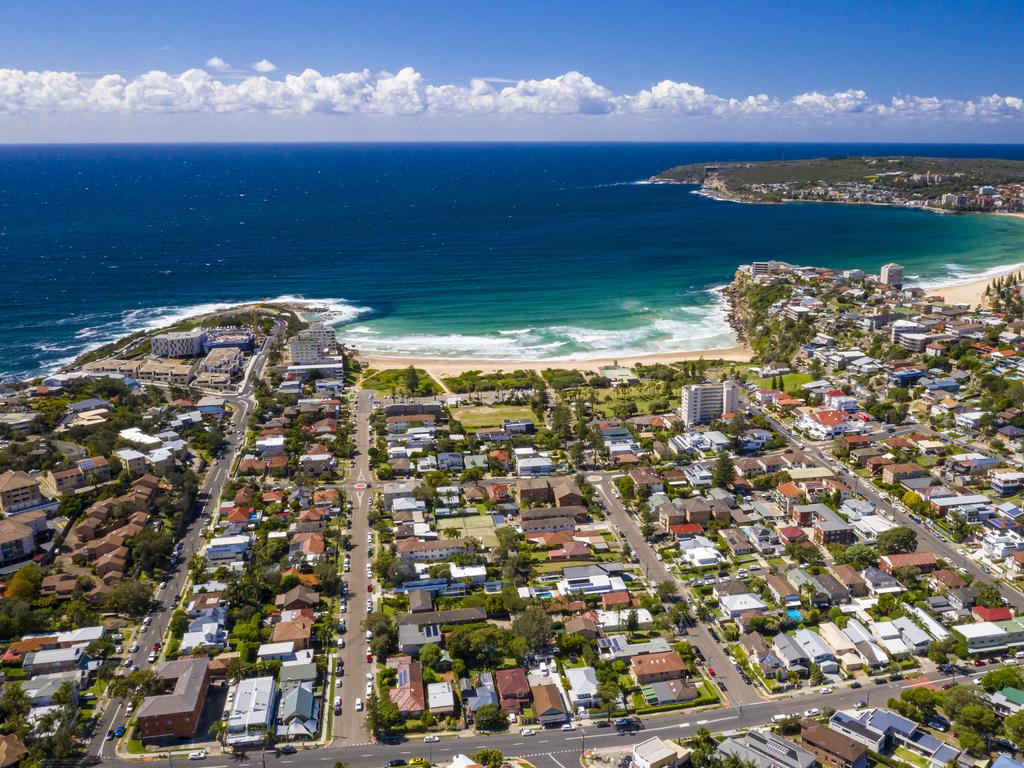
[2,143,1024,380]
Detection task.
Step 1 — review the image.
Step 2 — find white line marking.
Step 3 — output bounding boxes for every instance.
[549,755,569,768]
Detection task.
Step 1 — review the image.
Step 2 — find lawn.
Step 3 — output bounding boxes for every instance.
[757,372,814,391]
[451,404,535,430]
[361,368,441,395]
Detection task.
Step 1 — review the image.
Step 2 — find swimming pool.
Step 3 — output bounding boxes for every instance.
[787,608,803,622]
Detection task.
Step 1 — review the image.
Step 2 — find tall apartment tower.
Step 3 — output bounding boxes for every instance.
[680,381,739,427]
[879,263,905,291]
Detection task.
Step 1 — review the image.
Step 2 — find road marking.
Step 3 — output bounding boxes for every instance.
[549,755,569,768]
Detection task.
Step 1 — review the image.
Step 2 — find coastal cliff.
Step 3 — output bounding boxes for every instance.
[651,155,1024,212]
[722,268,798,364]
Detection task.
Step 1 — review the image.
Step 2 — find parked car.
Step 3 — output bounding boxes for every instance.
[355,698,363,711]
[114,725,126,738]
[521,729,536,736]
[424,735,439,743]
[279,745,296,755]
[188,751,207,761]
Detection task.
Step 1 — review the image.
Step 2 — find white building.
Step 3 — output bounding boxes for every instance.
[680,381,739,427]
[565,666,599,708]
[151,330,207,358]
[227,676,277,746]
[289,324,337,364]
[880,263,904,290]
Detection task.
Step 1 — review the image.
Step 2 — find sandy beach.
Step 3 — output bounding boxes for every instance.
[358,343,754,378]
[923,262,1024,308]
[346,253,1024,378]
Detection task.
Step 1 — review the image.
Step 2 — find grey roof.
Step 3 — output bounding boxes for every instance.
[136,657,209,719]
[718,730,816,768]
[396,608,486,627]
[279,681,315,722]
[279,662,318,685]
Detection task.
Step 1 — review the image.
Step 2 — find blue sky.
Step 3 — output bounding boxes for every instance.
[1,0,1022,141]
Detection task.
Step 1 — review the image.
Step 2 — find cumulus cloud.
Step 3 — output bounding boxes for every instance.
[0,66,1020,127]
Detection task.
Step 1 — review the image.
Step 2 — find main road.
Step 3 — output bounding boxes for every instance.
[92,322,280,757]
[101,665,986,768]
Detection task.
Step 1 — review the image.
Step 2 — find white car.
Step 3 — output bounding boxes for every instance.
[148,652,157,663]
[365,682,373,696]
[115,646,123,655]
[126,702,135,714]
[804,708,820,717]
[340,602,347,613]
[424,735,439,743]
[522,729,537,736]
[561,723,576,731]
[129,643,139,653]
[366,672,374,681]
[188,750,207,760]
[159,581,167,590]
[820,686,832,694]
[355,698,363,711]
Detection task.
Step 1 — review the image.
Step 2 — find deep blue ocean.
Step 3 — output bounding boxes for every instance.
[2,142,1024,380]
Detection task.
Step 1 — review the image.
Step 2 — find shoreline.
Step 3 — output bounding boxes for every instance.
[356,343,755,377]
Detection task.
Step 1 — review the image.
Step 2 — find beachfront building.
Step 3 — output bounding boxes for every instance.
[680,381,739,427]
[151,330,207,358]
[879,263,904,290]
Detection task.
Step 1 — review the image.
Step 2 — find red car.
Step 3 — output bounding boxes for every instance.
[973,659,985,667]
[366,652,373,662]
[367,583,372,593]
[152,642,161,651]
[708,667,715,677]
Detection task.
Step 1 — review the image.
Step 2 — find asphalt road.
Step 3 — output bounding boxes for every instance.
[100,665,988,768]
[591,479,758,705]
[92,325,278,756]
[331,390,375,743]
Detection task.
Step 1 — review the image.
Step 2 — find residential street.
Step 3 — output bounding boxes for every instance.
[754,403,1024,612]
[331,389,375,743]
[99,665,987,768]
[591,476,758,705]
[92,323,278,756]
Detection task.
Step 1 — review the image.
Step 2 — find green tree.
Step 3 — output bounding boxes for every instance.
[1005,711,1024,747]
[474,704,508,731]
[473,749,504,768]
[511,606,553,652]
[657,580,679,601]
[875,526,917,555]
[712,453,736,488]
[4,564,42,600]
[104,580,153,615]
[980,666,1024,693]
[626,609,640,634]
[419,643,441,670]
[597,680,620,721]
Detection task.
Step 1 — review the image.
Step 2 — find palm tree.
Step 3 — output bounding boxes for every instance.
[443,527,462,539]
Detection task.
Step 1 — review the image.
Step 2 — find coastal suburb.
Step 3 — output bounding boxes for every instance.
[8,207,1024,768]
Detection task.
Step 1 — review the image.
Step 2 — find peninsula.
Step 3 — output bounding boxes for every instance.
[652,155,1024,213]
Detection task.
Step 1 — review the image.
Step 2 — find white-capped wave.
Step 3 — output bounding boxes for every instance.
[26,294,371,379]
[341,298,738,362]
[910,260,1024,292]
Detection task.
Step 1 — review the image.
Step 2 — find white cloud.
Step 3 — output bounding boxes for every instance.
[0,66,1020,129]
[251,59,277,73]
